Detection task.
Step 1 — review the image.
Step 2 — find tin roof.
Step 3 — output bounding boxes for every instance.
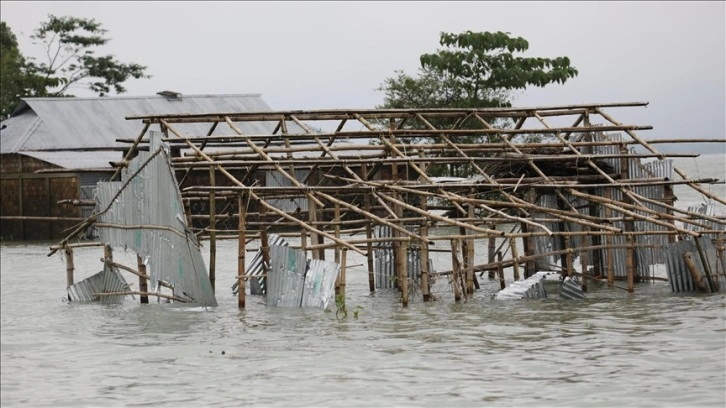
[0,94,280,164]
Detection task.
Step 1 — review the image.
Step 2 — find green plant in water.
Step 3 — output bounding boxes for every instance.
[335,294,347,319]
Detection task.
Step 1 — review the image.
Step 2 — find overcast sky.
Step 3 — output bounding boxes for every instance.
[1,1,724,149]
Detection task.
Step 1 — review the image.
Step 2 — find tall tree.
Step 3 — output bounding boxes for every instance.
[377,31,578,176]
[379,31,578,110]
[28,15,150,97]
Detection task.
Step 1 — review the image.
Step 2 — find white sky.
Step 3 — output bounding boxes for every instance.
[1,1,724,148]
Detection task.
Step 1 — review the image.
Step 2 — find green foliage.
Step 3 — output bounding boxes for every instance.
[0,22,44,120]
[379,30,578,110]
[28,15,150,97]
[376,31,578,177]
[0,15,150,119]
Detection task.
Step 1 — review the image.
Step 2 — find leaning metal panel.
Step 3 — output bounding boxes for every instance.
[302,259,339,309]
[231,233,289,296]
[68,263,129,304]
[266,244,307,307]
[95,131,217,306]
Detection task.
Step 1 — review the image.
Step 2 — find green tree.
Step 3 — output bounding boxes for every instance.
[380,31,578,110]
[27,15,150,97]
[0,22,43,120]
[377,31,578,176]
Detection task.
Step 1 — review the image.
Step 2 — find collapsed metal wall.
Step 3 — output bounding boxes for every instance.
[95,132,217,306]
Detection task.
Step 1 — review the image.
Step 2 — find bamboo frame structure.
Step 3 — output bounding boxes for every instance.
[49,102,725,307]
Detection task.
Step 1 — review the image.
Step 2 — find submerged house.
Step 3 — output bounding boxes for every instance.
[0,93,283,240]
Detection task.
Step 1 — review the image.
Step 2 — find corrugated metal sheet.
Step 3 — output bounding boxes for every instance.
[373,225,424,289]
[67,263,129,304]
[301,259,339,309]
[0,94,296,155]
[665,237,725,293]
[231,233,289,296]
[684,203,725,239]
[266,245,307,307]
[495,272,556,300]
[265,244,340,309]
[95,132,217,306]
[560,276,585,299]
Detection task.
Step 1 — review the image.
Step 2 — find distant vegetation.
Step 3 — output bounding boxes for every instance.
[0,15,150,120]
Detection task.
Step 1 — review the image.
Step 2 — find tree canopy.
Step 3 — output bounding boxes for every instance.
[376,31,578,177]
[0,15,150,120]
[378,31,578,110]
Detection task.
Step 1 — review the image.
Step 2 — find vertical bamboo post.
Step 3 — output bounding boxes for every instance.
[621,146,637,287]
[510,237,521,281]
[465,203,475,294]
[238,193,247,309]
[360,161,375,292]
[339,248,348,306]
[626,234,635,293]
[497,251,506,290]
[400,235,409,307]
[664,185,677,244]
[588,189,602,283]
[420,198,431,302]
[564,235,573,278]
[488,230,496,279]
[259,206,272,282]
[209,167,216,292]
[603,188,615,284]
[308,196,320,260]
[717,233,725,276]
[301,228,307,253]
[557,197,569,274]
[334,203,341,296]
[64,244,74,300]
[137,255,149,304]
[524,190,537,278]
[450,239,462,302]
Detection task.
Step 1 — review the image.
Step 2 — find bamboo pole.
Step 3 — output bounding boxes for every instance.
[497,251,506,290]
[339,248,348,307]
[420,202,431,302]
[626,234,635,293]
[363,163,376,293]
[224,116,325,208]
[137,255,149,304]
[564,235,573,278]
[603,188,615,285]
[209,166,217,292]
[510,237,521,281]
[595,107,726,207]
[64,244,74,300]
[464,203,475,294]
[238,193,247,309]
[450,239,462,302]
[334,202,341,295]
[683,252,710,292]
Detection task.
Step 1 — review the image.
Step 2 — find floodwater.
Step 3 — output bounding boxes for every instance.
[1,155,725,407]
